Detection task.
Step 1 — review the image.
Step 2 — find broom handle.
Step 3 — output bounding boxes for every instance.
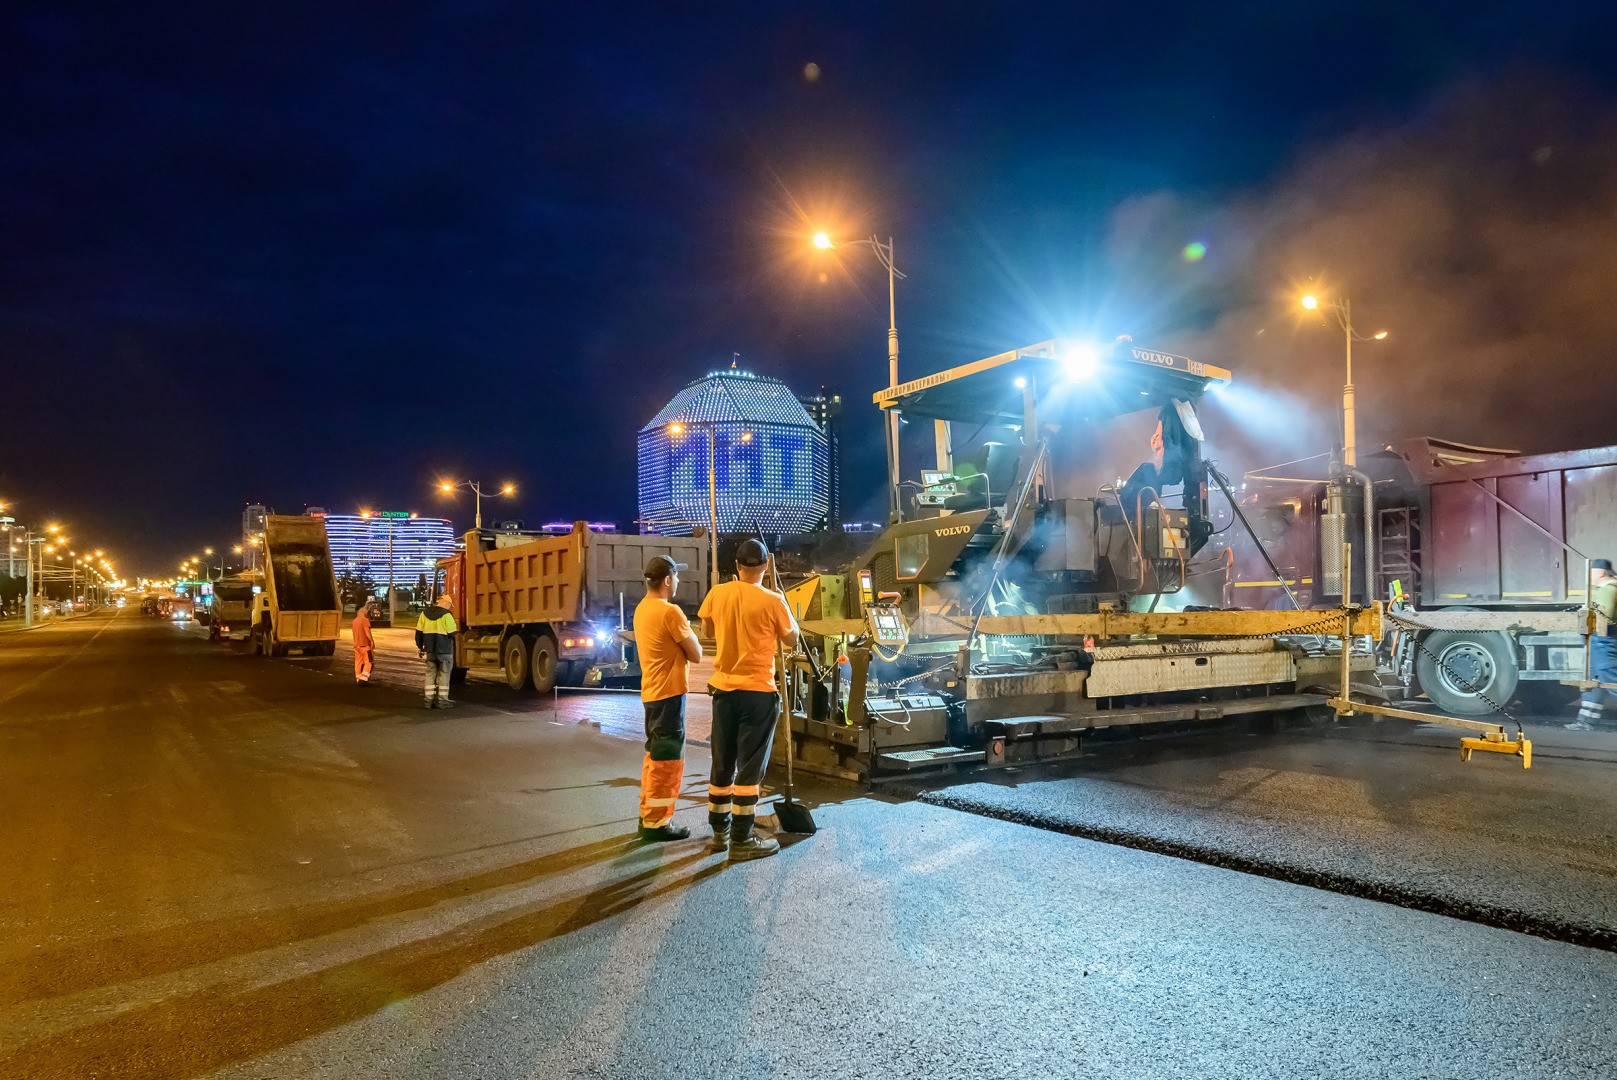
[769,556,796,799]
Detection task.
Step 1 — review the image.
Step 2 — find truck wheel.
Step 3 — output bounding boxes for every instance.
[531,634,559,693]
[1415,630,1519,717]
[270,638,289,658]
[252,626,267,656]
[449,666,468,684]
[316,640,336,657]
[504,636,535,690]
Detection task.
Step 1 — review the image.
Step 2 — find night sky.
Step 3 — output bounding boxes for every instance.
[5,3,1617,575]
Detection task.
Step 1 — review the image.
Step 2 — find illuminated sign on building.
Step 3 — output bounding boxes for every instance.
[322,514,455,586]
[637,368,831,536]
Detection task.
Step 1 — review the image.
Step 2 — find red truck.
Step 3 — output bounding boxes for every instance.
[1226,437,1607,715]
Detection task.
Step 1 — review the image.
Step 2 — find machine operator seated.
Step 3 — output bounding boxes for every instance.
[938,444,1014,512]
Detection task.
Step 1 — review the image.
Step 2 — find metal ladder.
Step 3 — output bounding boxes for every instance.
[1377,506,1420,600]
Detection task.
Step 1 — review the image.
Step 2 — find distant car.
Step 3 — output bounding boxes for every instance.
[115,598,126,608]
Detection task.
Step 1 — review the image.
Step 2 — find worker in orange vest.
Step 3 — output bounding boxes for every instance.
[699,538,798,862]
[351,601,376,684]
[635,556,703,841]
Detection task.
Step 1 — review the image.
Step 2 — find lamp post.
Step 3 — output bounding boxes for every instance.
[667,421,747,593]
[814,231,908,523]
[1300,294,1389,470]
[439,480,514,530]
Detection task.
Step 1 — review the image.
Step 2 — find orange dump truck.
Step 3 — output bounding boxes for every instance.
[438,523,708,691]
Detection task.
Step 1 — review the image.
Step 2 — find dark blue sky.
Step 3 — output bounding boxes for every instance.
[3,3,1615,573]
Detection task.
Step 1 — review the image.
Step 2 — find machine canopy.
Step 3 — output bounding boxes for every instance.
[872,338,1231,428]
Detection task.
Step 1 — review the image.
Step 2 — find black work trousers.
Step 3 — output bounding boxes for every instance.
[707,688,780,840]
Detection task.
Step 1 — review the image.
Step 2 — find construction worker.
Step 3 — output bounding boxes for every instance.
[698,537,797,862]
[634,556,703,841]
[1568,558,1617,731]
[415,593,458,709]
[352,600,376,684]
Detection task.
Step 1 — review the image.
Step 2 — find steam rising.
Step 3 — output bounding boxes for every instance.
[1127,80,1617,471]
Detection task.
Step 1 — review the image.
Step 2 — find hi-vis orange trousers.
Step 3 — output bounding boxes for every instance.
[639,695,686,828]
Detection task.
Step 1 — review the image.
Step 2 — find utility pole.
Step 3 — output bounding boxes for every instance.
[386,515,397,626]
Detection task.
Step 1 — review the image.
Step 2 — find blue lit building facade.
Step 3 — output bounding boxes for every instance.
[638,369,830,535]
[322,514,456,588]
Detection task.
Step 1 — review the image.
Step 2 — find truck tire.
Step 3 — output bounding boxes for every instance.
[1415,630,1519,717]
[315,640,336,657]
[251,625,266,656]
[270,637,289,658]
[504,635,535,690]
[449,666,468,684]
[531,634,559,693]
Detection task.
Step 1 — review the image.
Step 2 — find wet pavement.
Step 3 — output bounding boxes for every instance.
[3,611,1617,1078]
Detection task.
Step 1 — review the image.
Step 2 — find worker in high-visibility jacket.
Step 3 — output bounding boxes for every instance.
[351,601,376,684]
[634,556,703,841]
[699,538,797,862]
[1569,559,1617,730]
[415,594,459,709]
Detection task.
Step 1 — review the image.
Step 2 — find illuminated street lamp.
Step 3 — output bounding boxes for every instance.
[1299,294,1389,470]
[813,231,907,522]
[667,421,742,592]
[439,480,515,530]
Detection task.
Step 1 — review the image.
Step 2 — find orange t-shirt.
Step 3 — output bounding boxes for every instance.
[634,596,693,702]
[698,580,794,693]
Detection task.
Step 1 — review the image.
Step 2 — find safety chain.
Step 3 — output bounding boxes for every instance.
[1381,609,1524,733]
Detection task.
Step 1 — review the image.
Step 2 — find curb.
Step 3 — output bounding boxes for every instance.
[919,789,1617,954]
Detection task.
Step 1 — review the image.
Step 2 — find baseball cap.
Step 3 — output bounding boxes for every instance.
[1595,559,1614,574]
[644,555,687,580]
[736,538,769,567]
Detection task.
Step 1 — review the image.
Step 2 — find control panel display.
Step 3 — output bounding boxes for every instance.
[866,603,908,645]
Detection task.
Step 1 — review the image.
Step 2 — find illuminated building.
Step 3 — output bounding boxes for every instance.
[638,368,830,536]
[795,388,842,527]
[321,514,455,588]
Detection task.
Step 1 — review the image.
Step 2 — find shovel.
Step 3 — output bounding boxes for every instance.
[770,559,817,835]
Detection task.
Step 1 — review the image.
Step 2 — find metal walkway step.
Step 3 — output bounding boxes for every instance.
[876,746,986,772]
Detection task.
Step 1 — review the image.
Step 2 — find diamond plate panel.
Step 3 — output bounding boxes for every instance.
[1086,649,1296,697]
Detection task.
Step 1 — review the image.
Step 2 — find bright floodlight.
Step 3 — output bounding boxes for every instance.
[501,484,515,495]
[1374,330,1389,339]
[669,422,685,435]
[812,232,833,249]
[1300,295,1319,309]
[1062,343,1101,381]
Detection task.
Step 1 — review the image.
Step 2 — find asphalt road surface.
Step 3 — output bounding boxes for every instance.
[3,609,1616,1078]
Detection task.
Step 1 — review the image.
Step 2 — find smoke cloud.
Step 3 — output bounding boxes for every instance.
[1125,77,1617,473]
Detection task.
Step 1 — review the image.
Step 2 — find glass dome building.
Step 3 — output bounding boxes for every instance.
[638,368,830,535]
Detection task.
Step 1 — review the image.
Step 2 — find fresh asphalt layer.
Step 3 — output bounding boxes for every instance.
[920,715,1617,952]
[2,611,1616,1078]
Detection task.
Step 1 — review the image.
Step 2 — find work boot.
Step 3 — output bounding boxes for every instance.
[638,823,691,842]
[436,699,457,709]
[708,828,730,852]
[728,835,780,863]
[423,698,437,710]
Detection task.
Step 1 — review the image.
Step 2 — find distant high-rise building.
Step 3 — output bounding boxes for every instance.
[638,367,830,536]
[795,388,842,527]
[242,504,268,571]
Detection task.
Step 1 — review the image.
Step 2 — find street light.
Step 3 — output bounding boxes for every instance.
[439,480,515,530]
[1298,293,1389,470]
[813,230,908,522]
[666,421,750,592]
